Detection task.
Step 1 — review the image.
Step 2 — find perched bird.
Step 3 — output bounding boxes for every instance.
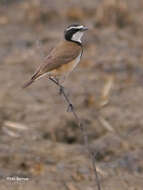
[22,24,88,88]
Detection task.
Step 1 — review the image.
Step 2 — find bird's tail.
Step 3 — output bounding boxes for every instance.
[22,71,44,88]
[22,78,35,88]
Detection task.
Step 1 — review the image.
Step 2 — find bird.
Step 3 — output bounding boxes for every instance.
[22,24,88,88]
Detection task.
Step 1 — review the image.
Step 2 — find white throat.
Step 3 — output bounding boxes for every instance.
[71,31,84,43]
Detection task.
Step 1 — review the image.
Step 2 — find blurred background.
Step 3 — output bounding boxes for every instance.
[0,0,143,189]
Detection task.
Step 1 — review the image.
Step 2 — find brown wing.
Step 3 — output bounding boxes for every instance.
[22,41,81,88]
[33,41,81,78]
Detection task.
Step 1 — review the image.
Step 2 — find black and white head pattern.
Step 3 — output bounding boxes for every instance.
[64,24,88,44]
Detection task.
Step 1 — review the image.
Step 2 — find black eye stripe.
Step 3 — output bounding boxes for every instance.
[65,28,79,36]
[64,25,82,45]
[65,29,80,39]
[70,29,80,32]
[65,28,80,34]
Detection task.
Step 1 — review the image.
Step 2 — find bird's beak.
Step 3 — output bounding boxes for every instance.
[82,26,88,31]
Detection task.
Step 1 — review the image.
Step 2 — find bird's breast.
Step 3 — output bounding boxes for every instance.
[50,52,82,76]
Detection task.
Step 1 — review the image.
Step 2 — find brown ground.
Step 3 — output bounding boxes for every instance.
[0,0,143,189]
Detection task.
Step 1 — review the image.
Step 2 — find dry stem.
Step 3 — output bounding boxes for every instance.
[49,76,101,190]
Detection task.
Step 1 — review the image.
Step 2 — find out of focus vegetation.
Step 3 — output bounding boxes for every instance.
[0,0,143,190]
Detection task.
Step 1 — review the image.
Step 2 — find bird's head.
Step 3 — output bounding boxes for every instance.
[64,24,88,44]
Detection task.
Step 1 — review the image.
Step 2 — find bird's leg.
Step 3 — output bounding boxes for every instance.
[48,76,74,112]
[48,76,63,94]
[48,76,59,86]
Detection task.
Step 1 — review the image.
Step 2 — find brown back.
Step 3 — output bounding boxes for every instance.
[32,41,82,79]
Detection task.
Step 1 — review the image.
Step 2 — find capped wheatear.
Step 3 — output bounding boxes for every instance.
[23,24,88,88]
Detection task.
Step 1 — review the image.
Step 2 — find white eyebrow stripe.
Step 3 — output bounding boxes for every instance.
[66,26,83,31]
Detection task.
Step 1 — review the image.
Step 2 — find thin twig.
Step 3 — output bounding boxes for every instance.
[49,76,101,190]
